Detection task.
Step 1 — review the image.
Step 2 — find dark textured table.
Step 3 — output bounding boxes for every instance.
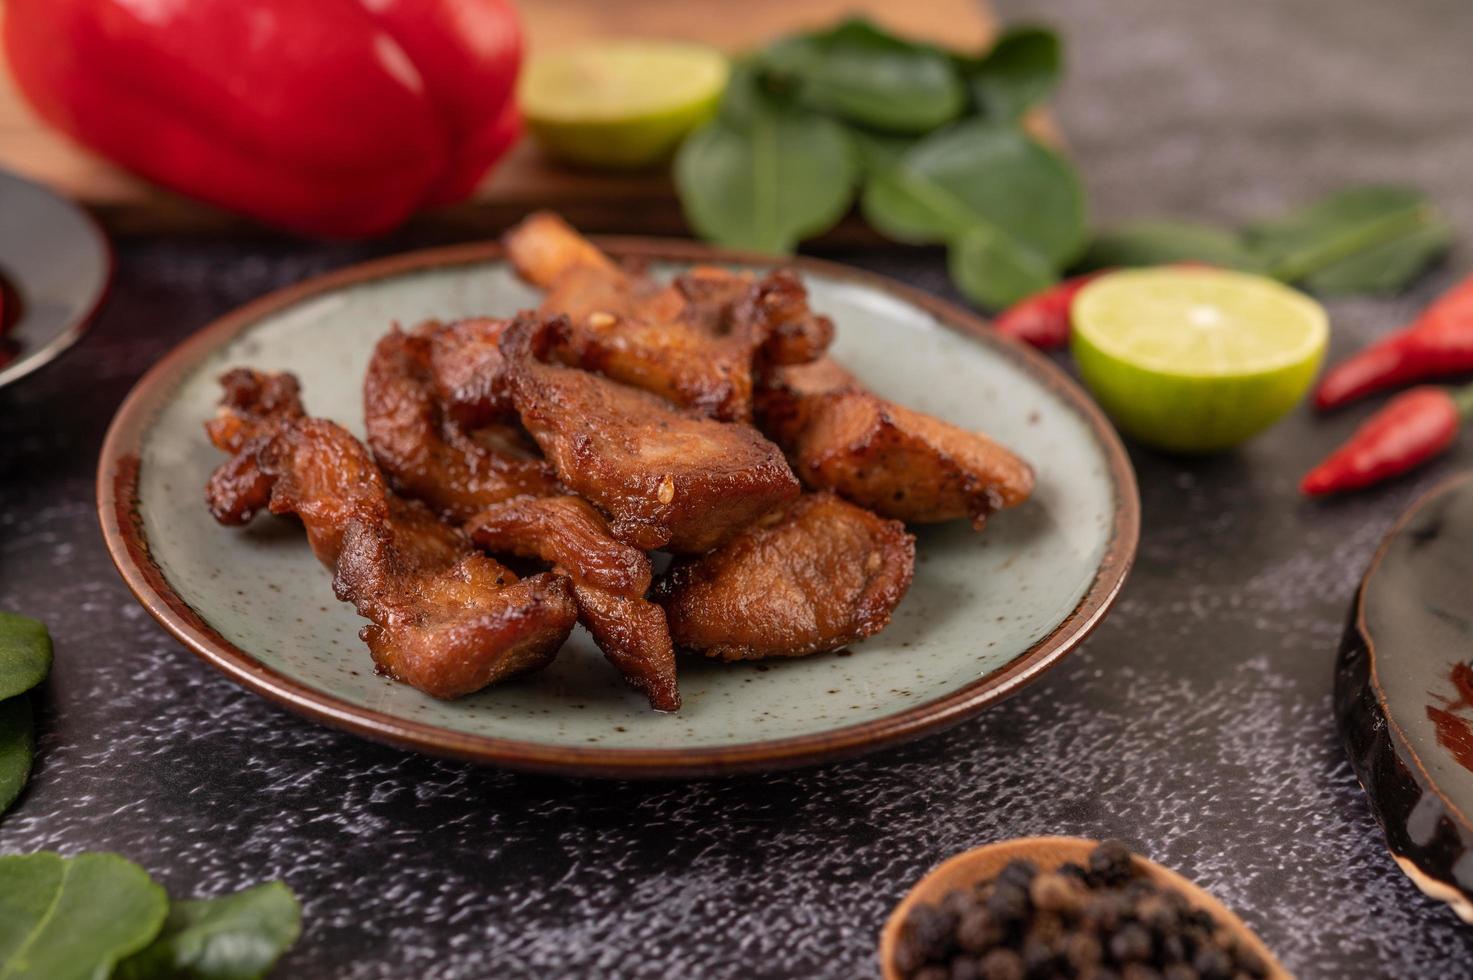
[4,0,1473,976]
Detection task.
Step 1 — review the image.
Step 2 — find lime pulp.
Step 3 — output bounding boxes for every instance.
[1070,267,1329,453]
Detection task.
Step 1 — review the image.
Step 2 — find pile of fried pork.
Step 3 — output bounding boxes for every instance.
[202,214,1035,712]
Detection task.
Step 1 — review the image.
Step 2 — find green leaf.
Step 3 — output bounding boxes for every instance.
[675,97,857,254]
[948,223,1058,309]
[759,18,965,134]
[1299,214,1453,295]
[115,883,302,980]
[848,128,915,177]
[963,26,1062,121]
[0,853,167,980]
[0,613,52,701]
[1076,220,1266,272]
[1243,185,1450,289]
[860,119,1087,264]
[0,696,34,818]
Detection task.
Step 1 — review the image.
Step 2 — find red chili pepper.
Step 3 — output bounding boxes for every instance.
[1300,385,1473,495]
[2,0,522,237]
[1314,272,1473,410]
[993,272,1106,349]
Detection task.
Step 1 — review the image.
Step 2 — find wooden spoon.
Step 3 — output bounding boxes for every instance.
[878,836,1291,980]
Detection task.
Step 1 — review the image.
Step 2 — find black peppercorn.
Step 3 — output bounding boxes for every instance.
[950,954,981,980]
[979,947,1025,980]
[1191,945,1232,980]
[987,882,1031,925]
[892,843,1275,980]
[1031,872,1083,916]
[958,910,1002,954]
[1064,931,1103,971]
[1109,923,1154,964]
[1089,840,1135,887]
[998,859,1039,891]
[907,903,958,961]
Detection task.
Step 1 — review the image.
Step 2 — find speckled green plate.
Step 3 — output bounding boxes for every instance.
[98,239,1138,778]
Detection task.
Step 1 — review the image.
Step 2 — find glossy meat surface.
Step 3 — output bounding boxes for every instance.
[504,213,832,421]
[656,493,915,661]
[428,317,517,429]
[468,495,678,711]
[756,359,1034,528]
[204,370,577,698]
[468,495,651,597]
[499,315,801,553]
[364,324,558,522]
[504,210,622,289]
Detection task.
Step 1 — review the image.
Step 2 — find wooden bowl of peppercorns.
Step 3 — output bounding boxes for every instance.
[880,837,1289,980]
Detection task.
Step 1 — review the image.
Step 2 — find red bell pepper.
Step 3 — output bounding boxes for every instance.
[1314,271,1473,410]
[3,0,522,237]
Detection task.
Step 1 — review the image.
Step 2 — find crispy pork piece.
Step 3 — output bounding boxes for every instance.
[204,367,305,453]
[755,359,1035,529]
[503,213,832,420]
[468,495,680,712]
[468,495,650,596]
[556,304,756,421]
[204,370,578,698]
[365,324,558,522]
[496,315,801,553]
[428,317,518,429]
[504,211,622,289]
[655,493,915,661]
[571,586,677,713]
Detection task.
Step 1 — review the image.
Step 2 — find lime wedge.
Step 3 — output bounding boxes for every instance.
[1071,267,1328,453]
[521,41,729,170]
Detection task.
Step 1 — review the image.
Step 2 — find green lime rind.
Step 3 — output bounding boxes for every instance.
[1071,268,1328,454]
[522,42,729,170]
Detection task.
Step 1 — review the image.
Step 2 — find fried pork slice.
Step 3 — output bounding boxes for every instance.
[429,317,517,429]
[204,371,577,698]
[503,213,833,420]
[365,324,558,522]
[498,315,801,553]
[549,268,837,422]
[504,210,623,289]
[655,493,915,661]
[205,367,305,453]
[469,495,679,712]
[756,359,1035,529]
[469,495,650,596]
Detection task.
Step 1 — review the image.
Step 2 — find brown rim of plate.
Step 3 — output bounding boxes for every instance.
[96,236,1140,779]
[1354,470,1473,828]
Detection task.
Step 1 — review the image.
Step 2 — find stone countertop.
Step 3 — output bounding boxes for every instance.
[4,0,1473,975]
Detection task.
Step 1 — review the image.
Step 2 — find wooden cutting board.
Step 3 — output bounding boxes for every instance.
[0,0,1001,238]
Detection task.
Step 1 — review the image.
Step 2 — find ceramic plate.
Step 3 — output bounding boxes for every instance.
[1337,472,1473,920]
[0,170,111,388]
[99,239,1138,777]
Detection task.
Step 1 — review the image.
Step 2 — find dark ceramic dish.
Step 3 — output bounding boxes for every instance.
[1337,471,1473,920]
[0,170,111,388]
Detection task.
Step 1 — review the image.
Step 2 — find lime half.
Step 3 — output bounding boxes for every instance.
[1071,267,1328,453]
[521,41,729,170]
